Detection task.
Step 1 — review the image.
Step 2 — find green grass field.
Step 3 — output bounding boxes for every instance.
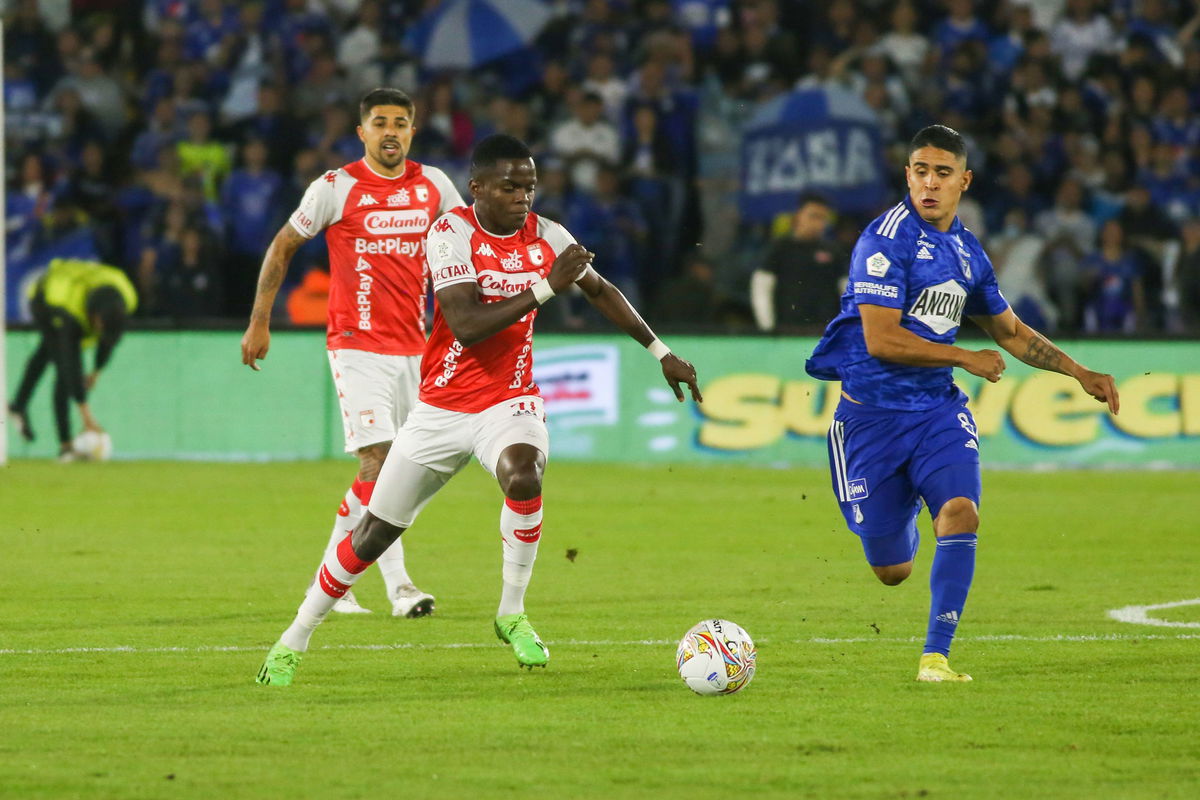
[2,461,1197,799]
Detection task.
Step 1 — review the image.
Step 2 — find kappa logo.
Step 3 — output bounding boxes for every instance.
[865,252,891,277]
[323,171,337,183]
[916,245,934,260]
[387,189,410,207]
[357,193,378,207]
[434,218,452,233]
[476,242,497,258]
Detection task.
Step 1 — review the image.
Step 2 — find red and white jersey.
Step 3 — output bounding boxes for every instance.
[421,206,578,412]
[289,158,464,355]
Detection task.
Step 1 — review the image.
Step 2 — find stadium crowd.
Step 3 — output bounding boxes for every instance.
[5,0,1200,334]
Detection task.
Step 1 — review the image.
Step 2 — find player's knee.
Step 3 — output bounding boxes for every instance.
[500,468,542,501]
[873,563,912,586]
[934,496,979,536]
[495,444,545,501]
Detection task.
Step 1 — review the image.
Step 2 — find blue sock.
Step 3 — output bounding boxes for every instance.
[924,533,977,656]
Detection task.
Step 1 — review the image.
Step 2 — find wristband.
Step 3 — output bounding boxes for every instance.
[647,337,671,361]
[530,279,555,305]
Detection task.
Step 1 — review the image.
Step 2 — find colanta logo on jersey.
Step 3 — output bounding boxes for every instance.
[907,279,967,334]
[364,210,430,234]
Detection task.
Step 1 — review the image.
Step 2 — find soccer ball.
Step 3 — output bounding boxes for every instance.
[72,430,113,461]
[675,619,757,696]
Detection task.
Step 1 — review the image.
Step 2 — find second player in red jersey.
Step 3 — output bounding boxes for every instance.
[243,88,461,622]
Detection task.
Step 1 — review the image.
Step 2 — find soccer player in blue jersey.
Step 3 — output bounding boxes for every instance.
[806,125,1120,682]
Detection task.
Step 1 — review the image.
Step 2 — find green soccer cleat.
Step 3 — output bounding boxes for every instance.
[916,652,972,683]
[494,613,549,669]
[256,641,302,686]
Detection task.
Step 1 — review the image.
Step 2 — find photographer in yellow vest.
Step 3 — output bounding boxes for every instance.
[8,259,137,460]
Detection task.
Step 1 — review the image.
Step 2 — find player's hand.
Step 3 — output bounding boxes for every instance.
[662,354,703,403]
[241,322,271,371]
[963,349,1006,382]
[547,244,594,292]
[1077,369,1120,414]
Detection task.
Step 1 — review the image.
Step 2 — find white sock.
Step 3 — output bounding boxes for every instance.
[497,496,542,617]
[282,534,373,651]
[375,540,412,595]
[320,482,364,566]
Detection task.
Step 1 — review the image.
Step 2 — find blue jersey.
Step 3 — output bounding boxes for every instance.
[806,196,1009,411]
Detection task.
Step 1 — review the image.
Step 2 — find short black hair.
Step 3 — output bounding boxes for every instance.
[470,134,533,178]
[796,191,832,210]
[909,124,967,162]
[358,87,414,121]
[86,285,128,341]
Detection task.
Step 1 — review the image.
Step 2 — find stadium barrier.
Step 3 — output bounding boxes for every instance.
[5,331,1198,467]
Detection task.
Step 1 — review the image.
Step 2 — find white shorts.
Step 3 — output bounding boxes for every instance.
[368,396,550,527]
[328,349,422,453]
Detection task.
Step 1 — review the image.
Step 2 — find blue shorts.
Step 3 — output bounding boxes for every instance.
[826,394,981,566]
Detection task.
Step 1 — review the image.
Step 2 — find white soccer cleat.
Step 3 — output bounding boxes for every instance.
[331,589,372,614]
[390,583,435,618]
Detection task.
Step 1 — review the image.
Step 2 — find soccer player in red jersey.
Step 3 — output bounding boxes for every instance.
[257,134,703,684]
[241,88,464,618]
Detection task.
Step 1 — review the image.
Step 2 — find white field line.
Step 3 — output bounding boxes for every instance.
[1107,598,1200,628]
[0,632,1197,657]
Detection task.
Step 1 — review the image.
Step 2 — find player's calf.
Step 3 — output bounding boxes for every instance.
[351,512,407,561]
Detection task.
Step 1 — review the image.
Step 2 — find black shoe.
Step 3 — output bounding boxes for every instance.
[8,406,34,442]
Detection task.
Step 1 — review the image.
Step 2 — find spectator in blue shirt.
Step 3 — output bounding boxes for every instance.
[1082,219,1145,332]
[222,137,284,314]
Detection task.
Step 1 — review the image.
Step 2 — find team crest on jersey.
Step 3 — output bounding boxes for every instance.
[953,235,972,279]
[387,189,410,207]
[357,193,378,207]
[415,184,429,203]
[476,242,497,257]
[527,244,544,266]
[500,250,524,272]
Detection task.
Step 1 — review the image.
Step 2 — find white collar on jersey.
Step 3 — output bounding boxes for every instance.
[361,158,407,180]
[472,205,525,239]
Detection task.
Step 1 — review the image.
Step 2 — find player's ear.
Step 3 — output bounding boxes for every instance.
[356,125,365,143]
[961,169,973,192]
[467,178,481,199]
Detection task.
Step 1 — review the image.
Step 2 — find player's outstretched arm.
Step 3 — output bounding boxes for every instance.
[860,304,1006,382]
[971,308,1119,413]
[438,244,595,347]
[240,224,307,370]
[576,269,702,402]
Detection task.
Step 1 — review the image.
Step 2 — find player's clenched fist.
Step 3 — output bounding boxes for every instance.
[964,348,1005,382]
[547,244,594,291]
